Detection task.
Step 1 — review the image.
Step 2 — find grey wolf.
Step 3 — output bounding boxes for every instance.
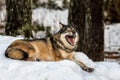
[5,22,94,72]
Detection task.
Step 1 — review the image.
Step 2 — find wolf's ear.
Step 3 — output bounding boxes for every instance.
[59,22,64,29]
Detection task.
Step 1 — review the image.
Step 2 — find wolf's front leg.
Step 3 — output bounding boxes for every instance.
[68,55,94,72]
[75,60,94,72]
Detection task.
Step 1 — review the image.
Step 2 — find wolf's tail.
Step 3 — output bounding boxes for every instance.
[5,48,28,60]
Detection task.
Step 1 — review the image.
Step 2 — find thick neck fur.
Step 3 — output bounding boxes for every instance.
[50,37,74,53]
[50,37,74,59]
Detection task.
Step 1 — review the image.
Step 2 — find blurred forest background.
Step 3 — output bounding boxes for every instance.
[0,0,119,36]
[0,0,120,62]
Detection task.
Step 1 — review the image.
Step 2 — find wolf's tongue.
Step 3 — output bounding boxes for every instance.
[68,37,74,46]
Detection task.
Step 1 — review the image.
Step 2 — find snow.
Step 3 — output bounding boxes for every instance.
[0,6,6,26]
[104,23,120,52]
[0,35,120,80]
[32,8,68,34]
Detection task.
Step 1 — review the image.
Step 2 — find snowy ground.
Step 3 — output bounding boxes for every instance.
[0,35,120,80]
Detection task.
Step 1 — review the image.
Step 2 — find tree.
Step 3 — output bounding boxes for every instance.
[104,0,120,23]
[108,0,120,23]
[68,0,104,61]
[68,0,86,52]
[5,0,32,38]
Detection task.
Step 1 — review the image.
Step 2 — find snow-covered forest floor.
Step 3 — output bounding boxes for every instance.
[0,35,120,80]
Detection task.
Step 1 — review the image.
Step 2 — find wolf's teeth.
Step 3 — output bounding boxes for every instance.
[68,38,74,46]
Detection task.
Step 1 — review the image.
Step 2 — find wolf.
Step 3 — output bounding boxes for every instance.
[5,22,94,72]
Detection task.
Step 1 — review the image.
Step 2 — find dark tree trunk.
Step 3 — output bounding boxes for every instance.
[84,0,104,61]
[68,0,104,61]
[68,0,86,52]
[5,0,32,38]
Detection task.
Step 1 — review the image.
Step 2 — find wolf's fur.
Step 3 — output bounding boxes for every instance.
[5,22,94,72]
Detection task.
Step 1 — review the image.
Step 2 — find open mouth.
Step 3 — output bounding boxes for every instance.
[65,35,75,46]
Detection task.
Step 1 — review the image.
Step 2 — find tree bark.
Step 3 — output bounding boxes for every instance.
[68,0,104,61]
[68,0,86,52]
[84,0,104,61]
[5,0,32,38]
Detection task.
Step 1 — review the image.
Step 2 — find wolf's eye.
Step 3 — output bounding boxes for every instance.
[67,30,71,32]
[72,28,75,31]
[67,28,71,31]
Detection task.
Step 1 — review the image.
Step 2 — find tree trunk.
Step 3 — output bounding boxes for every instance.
[68,0,86,51]
[5,0,32,38]
[68,0,104,61]
[84,0,104,61]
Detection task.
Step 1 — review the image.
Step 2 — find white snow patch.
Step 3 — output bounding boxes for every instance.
[104,23,120,52]
[32,8,68,34]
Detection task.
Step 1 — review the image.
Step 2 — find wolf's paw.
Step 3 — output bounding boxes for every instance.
[82,67,94,72]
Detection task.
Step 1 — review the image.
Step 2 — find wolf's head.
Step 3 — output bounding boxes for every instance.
[53,22,79,52]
